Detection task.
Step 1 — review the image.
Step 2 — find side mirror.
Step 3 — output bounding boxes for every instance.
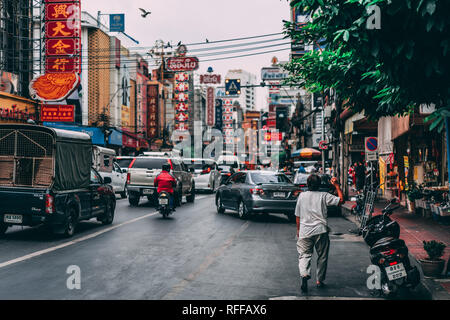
[103,177,112,184]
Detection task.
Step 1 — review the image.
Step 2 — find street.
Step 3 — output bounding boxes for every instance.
[0,194,429,300]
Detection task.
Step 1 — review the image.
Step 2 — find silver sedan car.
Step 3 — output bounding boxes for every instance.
[183,158,221,193]
[216,171,301,222]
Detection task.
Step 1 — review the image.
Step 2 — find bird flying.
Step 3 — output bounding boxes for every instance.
[139,8,151,18]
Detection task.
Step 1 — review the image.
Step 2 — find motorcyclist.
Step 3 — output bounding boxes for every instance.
[154,163,177,211]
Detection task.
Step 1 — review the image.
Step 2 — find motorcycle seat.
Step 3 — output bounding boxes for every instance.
[370,237,406,253]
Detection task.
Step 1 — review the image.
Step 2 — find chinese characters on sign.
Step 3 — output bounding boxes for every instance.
[175,72,190,132]
[147,85,159,139]
[44,0,81,74]
[206,87,215,127]
[222,98,234,144]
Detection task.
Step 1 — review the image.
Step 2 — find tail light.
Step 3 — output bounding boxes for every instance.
[292,190,302,197]
[168,159,174,170]
[127,172,131,185]
[389,261,398,266]
[45,194,55,214]
[129,158,136,168]
[202,167,211,174]
[382,249,396,256]
[250,188,264,196]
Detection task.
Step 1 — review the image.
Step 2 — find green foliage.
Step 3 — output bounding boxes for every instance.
[423,240,446,260]
[283,0,450,122]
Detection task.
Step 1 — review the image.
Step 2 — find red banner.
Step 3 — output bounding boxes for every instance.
[41,105,75,122]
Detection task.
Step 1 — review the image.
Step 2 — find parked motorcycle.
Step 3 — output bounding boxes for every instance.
[158,191,174,219]
[363,199,420,297]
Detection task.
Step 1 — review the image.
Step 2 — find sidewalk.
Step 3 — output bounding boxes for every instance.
[342,198,450,300]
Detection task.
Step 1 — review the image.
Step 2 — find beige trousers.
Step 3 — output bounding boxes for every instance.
[296,232,330,282]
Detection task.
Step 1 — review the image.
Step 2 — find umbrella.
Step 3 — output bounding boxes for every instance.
[291,148,322,159]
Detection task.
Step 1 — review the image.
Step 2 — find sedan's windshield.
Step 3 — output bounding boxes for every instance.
[250,173,291,184]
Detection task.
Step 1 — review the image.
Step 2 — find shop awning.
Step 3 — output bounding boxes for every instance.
[44,122,105,146]
[122,129,139,149]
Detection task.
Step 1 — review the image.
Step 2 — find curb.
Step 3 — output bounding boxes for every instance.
[341,205,450,300]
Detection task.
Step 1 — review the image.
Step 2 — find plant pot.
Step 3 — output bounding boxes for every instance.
[419,258,446,278]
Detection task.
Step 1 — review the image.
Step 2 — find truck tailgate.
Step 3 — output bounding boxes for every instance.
[0,188,46,216]
[128,169,160,186]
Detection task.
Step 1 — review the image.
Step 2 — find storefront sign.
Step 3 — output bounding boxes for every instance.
[166,57,199,72]
[261,67,289,81]
[147,85,158,139]
[41,104,75,122]
[0,93,37,123]
[206,87,215,127]
[200,74,221,85]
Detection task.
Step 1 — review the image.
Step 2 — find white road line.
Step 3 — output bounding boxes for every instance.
[0,211,158,270]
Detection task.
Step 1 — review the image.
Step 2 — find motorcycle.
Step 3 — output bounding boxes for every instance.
[158,191,174,219]
[363,199,420,297]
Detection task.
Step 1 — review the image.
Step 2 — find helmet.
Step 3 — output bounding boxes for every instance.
[162,163,171,172]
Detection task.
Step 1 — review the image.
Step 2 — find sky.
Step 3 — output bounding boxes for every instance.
[82,0,292,109]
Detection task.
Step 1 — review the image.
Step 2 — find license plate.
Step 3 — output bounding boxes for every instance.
[143,189,154,195]
[385,263,407,281]
[159,199,169,205]
[273,192,285,198]
[4,214,23,224]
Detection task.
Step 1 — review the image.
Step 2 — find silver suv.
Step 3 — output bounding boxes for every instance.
[127,156,195,207]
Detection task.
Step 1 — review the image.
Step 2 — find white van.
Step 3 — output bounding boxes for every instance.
[93,146,128,199]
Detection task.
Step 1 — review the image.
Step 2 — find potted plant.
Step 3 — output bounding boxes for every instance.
[419,240,447,278]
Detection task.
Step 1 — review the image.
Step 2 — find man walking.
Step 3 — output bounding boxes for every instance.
[295,174,344,293]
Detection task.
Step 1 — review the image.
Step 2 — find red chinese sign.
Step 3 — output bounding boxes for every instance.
[44,0,81,74]
[175,71,191,132]
[147,85,159,139]
[41,105,75,122]
[167,57,199,72]
[206,87,215,127]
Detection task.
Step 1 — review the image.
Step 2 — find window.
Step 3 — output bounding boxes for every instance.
[250,173,291,184]
[91,170,101,184]
[231,173,246,184]
[116,158,134,169]
[131,158,169,170]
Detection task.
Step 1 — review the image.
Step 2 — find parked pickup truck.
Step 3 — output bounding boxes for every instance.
[0,124,116,237]
[127,156,195,207]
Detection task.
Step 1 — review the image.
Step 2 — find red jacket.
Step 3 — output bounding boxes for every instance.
[154,171,177,194]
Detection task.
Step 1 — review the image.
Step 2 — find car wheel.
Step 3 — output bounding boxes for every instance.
[120,187,128,199]
[0,223,8,237]
[63,207,78,238]
[129,192,140,206]
[187,186,195,203]
[216,195,225,214]
[101,201,114,225]
[238,200,248,220]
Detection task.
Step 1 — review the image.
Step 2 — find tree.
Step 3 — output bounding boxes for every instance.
[283,0,450,127]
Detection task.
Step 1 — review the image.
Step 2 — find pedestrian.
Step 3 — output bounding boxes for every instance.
[298,163,306,174]
[295,174,344,293]
[355,161,366,193]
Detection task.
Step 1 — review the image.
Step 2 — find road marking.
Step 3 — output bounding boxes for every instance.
[0,211,158,270]
[162,220,251,300]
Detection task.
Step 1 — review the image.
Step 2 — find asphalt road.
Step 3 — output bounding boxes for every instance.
[0,194,429,300]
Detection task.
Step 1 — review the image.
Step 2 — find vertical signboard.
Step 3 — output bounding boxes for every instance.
[206,87,215,127]
[215,99,223,131]
[136,73,147,135]
[44,0,82,74]
[175,72,190,132]
[147,84,159,139]
[222,98,234,145]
